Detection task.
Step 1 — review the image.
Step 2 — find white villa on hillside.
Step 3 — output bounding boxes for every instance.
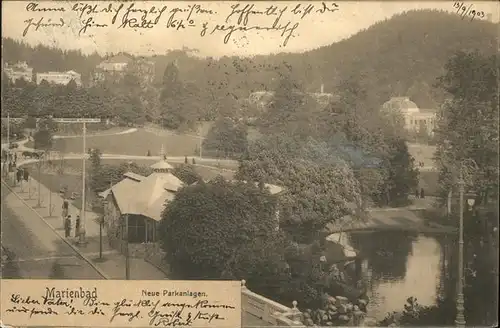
[36,70,82,86]
[3,61,33,83]
[382,97,437,136]
[248,84,337,112]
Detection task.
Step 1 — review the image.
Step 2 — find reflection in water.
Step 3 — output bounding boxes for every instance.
[350,231,417,282]
[348,231,449,320]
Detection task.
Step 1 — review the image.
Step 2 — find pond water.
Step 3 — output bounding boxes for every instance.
[346,231,454,320]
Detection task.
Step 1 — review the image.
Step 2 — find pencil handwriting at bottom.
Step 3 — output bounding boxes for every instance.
[148,308,192,327]
[194,311,225,323]
[109,304,141,323]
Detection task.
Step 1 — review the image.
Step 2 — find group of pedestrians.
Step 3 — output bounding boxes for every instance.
[2,151,18,175]
[62,198,81,239]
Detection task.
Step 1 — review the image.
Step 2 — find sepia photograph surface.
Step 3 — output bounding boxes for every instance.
[1,1,499,327]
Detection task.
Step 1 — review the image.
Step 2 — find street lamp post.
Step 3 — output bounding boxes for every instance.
[125,212,130,280]
[35,160,42,208]
[6,113,10,170]
[51,118,101,245]
[455,158,478,328]
[455,170,466,328]
[80,122,87,245]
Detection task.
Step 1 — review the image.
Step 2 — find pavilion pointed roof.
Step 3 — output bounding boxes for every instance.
[150,160,174,170]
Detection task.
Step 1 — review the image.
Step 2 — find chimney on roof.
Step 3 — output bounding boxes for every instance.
[320,84,324,94]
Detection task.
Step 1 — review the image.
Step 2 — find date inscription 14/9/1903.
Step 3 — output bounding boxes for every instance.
[452,1,486,21]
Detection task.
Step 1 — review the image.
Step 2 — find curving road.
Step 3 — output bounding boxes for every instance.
[3,130,239,171]
[2,132,438,173]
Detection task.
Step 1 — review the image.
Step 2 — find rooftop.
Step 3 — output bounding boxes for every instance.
[99,159,184,220]
[100,54,133,64]
[227,180,285,195]
[150,160,174,170]
[383,96,420,113]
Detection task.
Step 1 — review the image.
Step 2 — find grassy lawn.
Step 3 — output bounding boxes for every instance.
[408,143,436,167]
[47,129,202,156]
[23,158,235,212]
[419,171,439,196]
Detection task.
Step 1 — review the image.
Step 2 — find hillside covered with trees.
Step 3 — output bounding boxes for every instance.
[3,9,496,117]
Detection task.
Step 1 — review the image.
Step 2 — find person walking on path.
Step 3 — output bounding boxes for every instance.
[64,215,72,238]
[16,168,22,184]
[420,188,425,199]
[415,189,420,199]
[62,198,69,219]
[75,215,81,238]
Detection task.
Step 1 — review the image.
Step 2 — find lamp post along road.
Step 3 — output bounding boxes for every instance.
[455,170,466,328]
[6,113,10,167]
[454,158,478,328]
[125,212,130,280]
[81,121,87,244]
[52,118,101,245]
[36,160,42,208]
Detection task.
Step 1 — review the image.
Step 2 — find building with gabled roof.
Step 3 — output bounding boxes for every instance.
[97,53,133,72]
[101,156,184,256]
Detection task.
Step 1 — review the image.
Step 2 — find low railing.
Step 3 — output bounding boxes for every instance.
[241,280,305,326]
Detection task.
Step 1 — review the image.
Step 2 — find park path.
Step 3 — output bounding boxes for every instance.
[52,128,138,139]
[1,174,168,280]
[1,179,106,279]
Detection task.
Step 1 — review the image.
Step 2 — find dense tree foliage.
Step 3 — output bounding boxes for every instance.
[87,149,154,194]
[2,38,103,84]
[257,73,318,137]
[33,129,53,150]
[1,119,23,139]
[434,51,499,204]
[171,164,203,185]
[203,118,248,159]
[160,177,286,280]
[3,10,496,126]
[237,134,362,243]
[2,82,113,119]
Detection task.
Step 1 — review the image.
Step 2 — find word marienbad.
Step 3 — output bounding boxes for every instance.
[45,287,98,300]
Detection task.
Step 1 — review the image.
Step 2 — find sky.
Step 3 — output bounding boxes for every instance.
[2,1,498,58]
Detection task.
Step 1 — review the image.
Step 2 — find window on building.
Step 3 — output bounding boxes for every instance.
[127,215,145,243]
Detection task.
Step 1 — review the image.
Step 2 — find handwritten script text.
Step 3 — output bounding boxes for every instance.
[21,1,341,47]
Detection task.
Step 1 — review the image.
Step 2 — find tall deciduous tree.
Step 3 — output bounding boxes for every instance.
[159,177,286,280]
[171,164,203,185]
[33,129,53,150]
[88,148,103,193]
[203,118,248,159]
[434,51,499,204]
[237,134,362,243]
[382,139,419,205]
[258,73,313,136]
